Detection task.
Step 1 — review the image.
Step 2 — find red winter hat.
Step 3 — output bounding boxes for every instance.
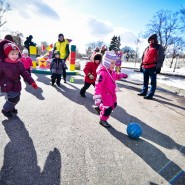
[3,43,20,56]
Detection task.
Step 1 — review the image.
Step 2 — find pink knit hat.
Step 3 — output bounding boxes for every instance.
[4,43,20,56]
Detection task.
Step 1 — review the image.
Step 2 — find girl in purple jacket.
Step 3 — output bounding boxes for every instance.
[93,51,128,128]
[0,40,38,118]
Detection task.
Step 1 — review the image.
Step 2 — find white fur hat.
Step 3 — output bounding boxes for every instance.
[102,51,117,68]
[22,49,28,54]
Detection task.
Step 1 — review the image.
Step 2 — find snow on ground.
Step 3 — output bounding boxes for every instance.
[121,62,185,91]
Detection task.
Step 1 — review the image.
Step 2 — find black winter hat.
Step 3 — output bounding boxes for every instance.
[94,53,102,61]
[58,33,64,38]
[148,34,158,43]
[54,50,60,55]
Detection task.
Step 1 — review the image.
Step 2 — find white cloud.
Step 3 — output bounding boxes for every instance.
[87,17,113,36]
[2,0,145,54]
[6,0,59,19]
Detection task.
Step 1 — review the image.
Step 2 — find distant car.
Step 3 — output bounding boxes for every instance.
[82,57,89,60]
[75,59,81,70]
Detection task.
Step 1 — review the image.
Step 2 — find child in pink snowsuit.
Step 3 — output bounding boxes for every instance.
[20,49,33,74]
[93,51,128,128]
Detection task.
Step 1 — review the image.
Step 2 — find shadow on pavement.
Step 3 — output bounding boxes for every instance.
[117,81,185,111]
[0,116,61,185]
[24,85,45,100]
[112,104,184,152]
[107,125,185,184]
[56,77,185,184]
[34,73,51,86]
[54,79,97,115]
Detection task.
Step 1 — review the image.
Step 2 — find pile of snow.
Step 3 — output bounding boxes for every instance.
[121,62,185,91]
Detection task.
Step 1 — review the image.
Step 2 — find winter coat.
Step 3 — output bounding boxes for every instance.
[94,64,126,106]
[142,44,165,69]
[50,58,65,74]
[141,34,165,69]
[20,56,33,69]
[83,60,100,84]
[0,61,35,92]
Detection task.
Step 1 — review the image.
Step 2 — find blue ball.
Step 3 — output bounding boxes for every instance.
[127,123,142,139]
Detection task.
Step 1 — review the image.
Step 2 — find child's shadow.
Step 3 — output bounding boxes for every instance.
[55,78,96,114]
[107,126,185,184]
[24,85,45,100]
[33,73,51,86]
[112,105,185,153]
[0,116,61,185]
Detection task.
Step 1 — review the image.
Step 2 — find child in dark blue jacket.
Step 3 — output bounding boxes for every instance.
[50,50,65,87]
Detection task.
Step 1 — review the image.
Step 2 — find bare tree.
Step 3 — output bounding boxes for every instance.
[145,10,181,51]
[96,41,104,48]
[166,37,185,68]
[86,46,93,59]
[87,42,96,50]
[0,0,11,28]
[180,6,185,30]
[87,41,105,50]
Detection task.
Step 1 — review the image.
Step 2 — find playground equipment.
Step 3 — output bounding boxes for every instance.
[29,46,37,68]
[69,45,76,71]
[31,41,78,75]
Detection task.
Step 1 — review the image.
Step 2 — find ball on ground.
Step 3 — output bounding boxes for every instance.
[127,122,142,139]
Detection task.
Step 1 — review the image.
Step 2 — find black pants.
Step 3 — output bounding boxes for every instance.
[51,73,62,85]
[63,68,66,82]
[80,82,95,96]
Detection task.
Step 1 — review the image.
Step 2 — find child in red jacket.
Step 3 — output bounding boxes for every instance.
[20,49,33,74]
[80,53,102,98]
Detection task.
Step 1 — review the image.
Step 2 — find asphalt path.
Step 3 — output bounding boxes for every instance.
[0,72,185,185]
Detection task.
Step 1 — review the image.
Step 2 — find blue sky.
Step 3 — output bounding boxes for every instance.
[2,0,185,53]
[62,0,184,33]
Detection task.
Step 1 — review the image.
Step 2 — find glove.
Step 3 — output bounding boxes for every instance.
[156,68,161,74]
[89,74,94,80]
[122,74,128,78]
[140,67,143,72]
[31,82,38,89]
[93,95,102,106]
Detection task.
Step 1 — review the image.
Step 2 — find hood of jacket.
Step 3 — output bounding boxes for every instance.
[148,34,158,43]
[96,64,107,73]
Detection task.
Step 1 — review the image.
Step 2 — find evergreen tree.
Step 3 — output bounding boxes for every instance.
[109,36,121,52]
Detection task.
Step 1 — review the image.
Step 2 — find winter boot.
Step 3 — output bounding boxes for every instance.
[1,109,13,118]
[94,106,100,115]
[12,108,18,114]
[99,120,110,128]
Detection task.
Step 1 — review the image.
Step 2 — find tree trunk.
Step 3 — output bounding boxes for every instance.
[170,50,176,68]
[170,58,174,68]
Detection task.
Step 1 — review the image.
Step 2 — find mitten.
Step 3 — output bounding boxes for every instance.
[89,74,94,80]
[122,73,128,78]
[31,82,38,89]
[156,68,161,74]
[93,94,102,106]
